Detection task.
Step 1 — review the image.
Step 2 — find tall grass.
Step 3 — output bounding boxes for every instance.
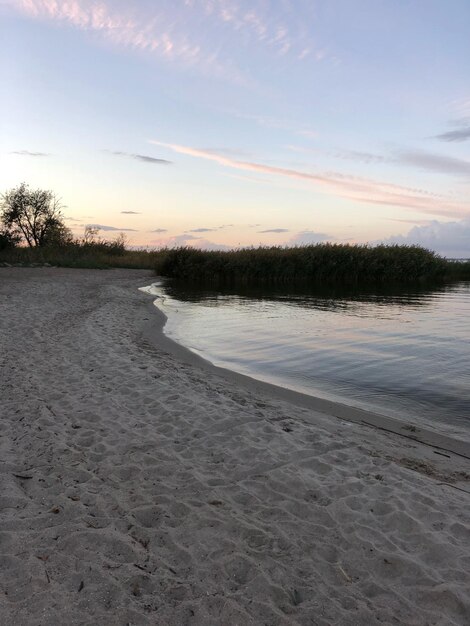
[2,242,468,285]
[445,259,470,280]
[0,241,163,269]
[154,244,461,286]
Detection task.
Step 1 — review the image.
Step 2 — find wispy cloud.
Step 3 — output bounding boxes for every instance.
[188,227,217,233]
[86,223,137,232]
[434,127,470,143]
[290,144,470,178]
[10,0,234,80]
[9,0,324,83]
[150,140,469,219]
[387,218,434,226]
[182,0,320,59]
[200,147,252,158]
[397,150,470,177]
[289,144,385,164]
[233,111,317,138]
[11,150,49,157]
[332,149,387,165]
[11,2,169,52]
[110,151,171,165]
[150,228,168,233]
[258,228,290,233]
[133,154,171,165]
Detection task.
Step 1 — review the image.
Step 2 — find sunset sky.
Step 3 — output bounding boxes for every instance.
[1,0,469,256]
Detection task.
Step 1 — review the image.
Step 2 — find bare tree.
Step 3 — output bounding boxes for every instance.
[1,183,69,247]
[82,225,101,245]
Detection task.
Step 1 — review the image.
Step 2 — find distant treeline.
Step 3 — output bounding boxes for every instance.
[154,244,470,286]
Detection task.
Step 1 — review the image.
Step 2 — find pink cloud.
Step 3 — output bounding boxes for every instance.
[9,0,323,80]
[149,141,469,219]
[10,0,233,78]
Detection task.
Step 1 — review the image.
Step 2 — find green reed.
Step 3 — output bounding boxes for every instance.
[2,243,468,284]
[153,244,468,285]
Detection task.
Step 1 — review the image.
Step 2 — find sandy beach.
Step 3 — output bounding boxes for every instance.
[1,267,469,626]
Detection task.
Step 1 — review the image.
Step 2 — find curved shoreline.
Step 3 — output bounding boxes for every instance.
[2,267,470,625]
[141,289,470,460]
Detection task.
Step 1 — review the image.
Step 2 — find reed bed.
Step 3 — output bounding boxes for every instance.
[154,244,458,285]
[2,243,468,285]
[0,242,161,269]
[445,259,470,280]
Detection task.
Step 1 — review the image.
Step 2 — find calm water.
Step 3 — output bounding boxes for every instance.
[151,281,470,439]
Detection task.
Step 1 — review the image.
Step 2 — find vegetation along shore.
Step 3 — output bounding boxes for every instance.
[1,184,469,284]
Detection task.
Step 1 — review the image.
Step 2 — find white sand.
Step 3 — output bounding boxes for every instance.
[0,267,469,626]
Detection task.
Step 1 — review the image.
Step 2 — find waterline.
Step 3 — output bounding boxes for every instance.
[146,281,470,440]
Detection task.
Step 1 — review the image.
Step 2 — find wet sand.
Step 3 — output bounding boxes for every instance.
[1,267,469,625]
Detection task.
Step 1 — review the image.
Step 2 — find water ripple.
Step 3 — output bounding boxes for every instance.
[157,281,470,438]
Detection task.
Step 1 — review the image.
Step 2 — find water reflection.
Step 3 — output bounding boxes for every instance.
[164,280,458,309]
[158,280,470,437]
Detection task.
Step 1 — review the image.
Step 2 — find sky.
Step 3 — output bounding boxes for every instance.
[1,0,469,257]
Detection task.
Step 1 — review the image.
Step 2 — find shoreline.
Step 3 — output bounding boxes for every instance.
[1,267,469,625]
[140,287,470,460]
